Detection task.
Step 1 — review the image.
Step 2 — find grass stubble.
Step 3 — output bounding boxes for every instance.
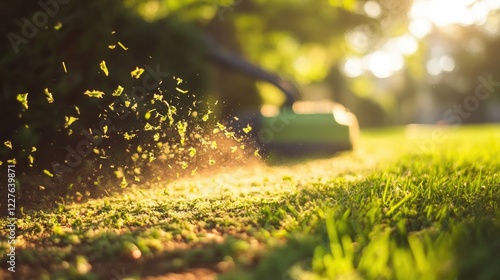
[1,125,499,279]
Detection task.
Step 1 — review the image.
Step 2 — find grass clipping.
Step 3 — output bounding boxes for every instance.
[13,58,259,204]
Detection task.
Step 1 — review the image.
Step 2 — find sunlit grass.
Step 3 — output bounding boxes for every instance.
[1,125,499,279]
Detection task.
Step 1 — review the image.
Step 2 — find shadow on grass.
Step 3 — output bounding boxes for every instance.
[10,147,350,215]
[3,224,260,279]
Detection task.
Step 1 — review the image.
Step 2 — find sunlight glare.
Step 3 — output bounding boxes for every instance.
[428,0,475,26]
[439,55,455,72]
[471,2,490,25]
[409,19,433,38]
[343,51,406,79]
[426,58,441,76]
[483,14,500,35]
[386,35,419,55]
[484,0,500,9]
[398,36,419,55]
[426,55,455,76]
[365,51,404,79]
[410,0,495,28]
[346,30,371,52]
[342,57,364,78]
[364,1,382,18]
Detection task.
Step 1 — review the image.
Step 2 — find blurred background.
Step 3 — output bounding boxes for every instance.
[1,0,500,199]
[122,0,500,126]
[3,0,500,128]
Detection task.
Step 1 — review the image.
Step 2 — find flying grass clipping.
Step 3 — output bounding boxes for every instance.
[12,37,259,197]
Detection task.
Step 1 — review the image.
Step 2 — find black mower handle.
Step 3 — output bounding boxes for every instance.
[203,34,300,106]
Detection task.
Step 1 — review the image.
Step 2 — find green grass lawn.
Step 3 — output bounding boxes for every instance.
[2,125,500,279]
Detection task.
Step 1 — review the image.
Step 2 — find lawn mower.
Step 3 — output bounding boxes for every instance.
[204,35,359,157]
